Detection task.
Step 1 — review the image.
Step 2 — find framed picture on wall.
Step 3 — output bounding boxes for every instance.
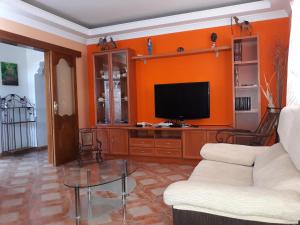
[1,62,19,86]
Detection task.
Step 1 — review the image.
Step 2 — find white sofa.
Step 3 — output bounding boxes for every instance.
[164,105,300,225]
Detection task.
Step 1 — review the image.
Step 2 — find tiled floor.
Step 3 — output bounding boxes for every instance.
[0,151,194,225]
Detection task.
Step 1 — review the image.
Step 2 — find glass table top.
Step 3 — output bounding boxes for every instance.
[63,159,136,188]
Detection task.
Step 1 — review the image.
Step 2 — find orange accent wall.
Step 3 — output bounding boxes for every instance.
[87,18,290,127]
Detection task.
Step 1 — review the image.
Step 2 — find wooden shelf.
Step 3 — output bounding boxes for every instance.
[235,109,258,114]
[234,60,258,65]
[235,85,258,90]
[132,46,231,61]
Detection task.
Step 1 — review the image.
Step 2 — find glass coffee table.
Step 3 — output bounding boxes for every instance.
[64,159,136,223]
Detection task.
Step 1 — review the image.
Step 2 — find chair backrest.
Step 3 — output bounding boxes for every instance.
[79,128,97,148]
[250,107,281,145]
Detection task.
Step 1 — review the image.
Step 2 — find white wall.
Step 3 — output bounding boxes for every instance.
[0,43,43,102]
[0,43,45,152]
[26,48,44,104]
[0,43,29,100]
[287,1,300,105]
[34,62,47,147]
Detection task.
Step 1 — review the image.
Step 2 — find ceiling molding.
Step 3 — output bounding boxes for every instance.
[0,1,87,44]
[0,0,290,45]
[86,9,288,44]
[88,1,271,37]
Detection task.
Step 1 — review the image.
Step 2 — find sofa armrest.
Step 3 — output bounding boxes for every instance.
[200,143,269,166]
[164,181,300,222]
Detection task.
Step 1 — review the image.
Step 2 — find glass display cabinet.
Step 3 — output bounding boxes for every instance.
[93,49,136,126]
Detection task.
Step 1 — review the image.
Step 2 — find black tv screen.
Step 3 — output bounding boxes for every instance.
[154,82,210,120]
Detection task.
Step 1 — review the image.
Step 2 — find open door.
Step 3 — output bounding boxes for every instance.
[49,51,79,166]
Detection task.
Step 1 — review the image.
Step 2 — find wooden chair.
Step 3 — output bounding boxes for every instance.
[78,128,103,165]
[216,107,281,146]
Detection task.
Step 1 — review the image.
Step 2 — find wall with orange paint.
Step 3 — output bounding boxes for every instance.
[0,17,89,128]
[87,18,290,127]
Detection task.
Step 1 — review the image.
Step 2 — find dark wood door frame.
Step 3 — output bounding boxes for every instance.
[0,29,81,165]
[0,30,81,57]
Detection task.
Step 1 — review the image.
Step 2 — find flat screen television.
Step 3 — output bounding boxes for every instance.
[154,82,210,120]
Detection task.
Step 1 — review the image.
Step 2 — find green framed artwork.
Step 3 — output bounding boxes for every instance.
[1,62,18,86]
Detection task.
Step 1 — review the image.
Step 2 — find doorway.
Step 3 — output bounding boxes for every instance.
[0,30,81,166]
[0,43,47,158]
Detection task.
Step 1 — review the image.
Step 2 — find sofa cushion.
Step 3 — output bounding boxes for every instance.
[253,143,286,171]
[201,143,268,166]
[277,105,300,170]
[254,143,300,193]
[164,181,300,224]
[189,160,253,186]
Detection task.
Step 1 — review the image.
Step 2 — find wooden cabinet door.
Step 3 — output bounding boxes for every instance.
[206,131,219,143]
[182,131,206,159]
[97,128,109,154]
[207,130,233,143]
[109,129,128,155]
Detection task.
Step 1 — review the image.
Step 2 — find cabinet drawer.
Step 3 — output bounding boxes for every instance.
[130,147,154,156]
[155,139,181,149]
[129,138,154,148]
[155,148,182,158]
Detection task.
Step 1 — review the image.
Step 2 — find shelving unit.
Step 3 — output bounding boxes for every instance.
[232,36,261,132]
[132,46,231,61]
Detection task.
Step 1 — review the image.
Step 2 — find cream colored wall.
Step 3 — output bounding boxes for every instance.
[0,17,89,128]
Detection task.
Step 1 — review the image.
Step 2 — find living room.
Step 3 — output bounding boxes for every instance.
[0,0,299,225]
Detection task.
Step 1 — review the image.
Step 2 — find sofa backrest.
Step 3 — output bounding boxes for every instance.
[253,143,300,193]
[277,105,300,170]
[253,105,300,193]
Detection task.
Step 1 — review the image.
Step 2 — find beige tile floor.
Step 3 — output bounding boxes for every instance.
[0,151,194,225]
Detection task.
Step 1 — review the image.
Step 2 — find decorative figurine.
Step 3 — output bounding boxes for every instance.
[211,32,218,48]
[98,37,108,51]
[231,16,252,35]
[97,36,117,51]
[177,47,184,52]
[110,37,117,49]
[147,38,153,55]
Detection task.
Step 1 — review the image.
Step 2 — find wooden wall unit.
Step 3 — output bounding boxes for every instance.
[108,128,129,155]
[182,131,207,159]
[97,126,229,160]
[96,129,109,154]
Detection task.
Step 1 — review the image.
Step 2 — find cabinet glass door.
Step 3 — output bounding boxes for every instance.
[112,52,128,124]
[94,54,110,124]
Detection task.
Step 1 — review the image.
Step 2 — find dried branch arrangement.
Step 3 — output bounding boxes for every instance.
[273,41,288,108]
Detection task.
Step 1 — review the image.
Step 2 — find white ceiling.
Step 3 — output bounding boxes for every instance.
[22,0,258,28]
[0,0,291,44]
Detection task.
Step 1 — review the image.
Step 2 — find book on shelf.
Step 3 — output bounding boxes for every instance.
[235,97,251,111]
[234,67,239,86]
[234,40,242,61]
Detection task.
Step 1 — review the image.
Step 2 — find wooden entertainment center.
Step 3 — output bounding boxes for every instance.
[92,36,259,161]
[96,126,229,160]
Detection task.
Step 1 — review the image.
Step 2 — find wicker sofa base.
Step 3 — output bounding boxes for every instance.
[172,208,299,225]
